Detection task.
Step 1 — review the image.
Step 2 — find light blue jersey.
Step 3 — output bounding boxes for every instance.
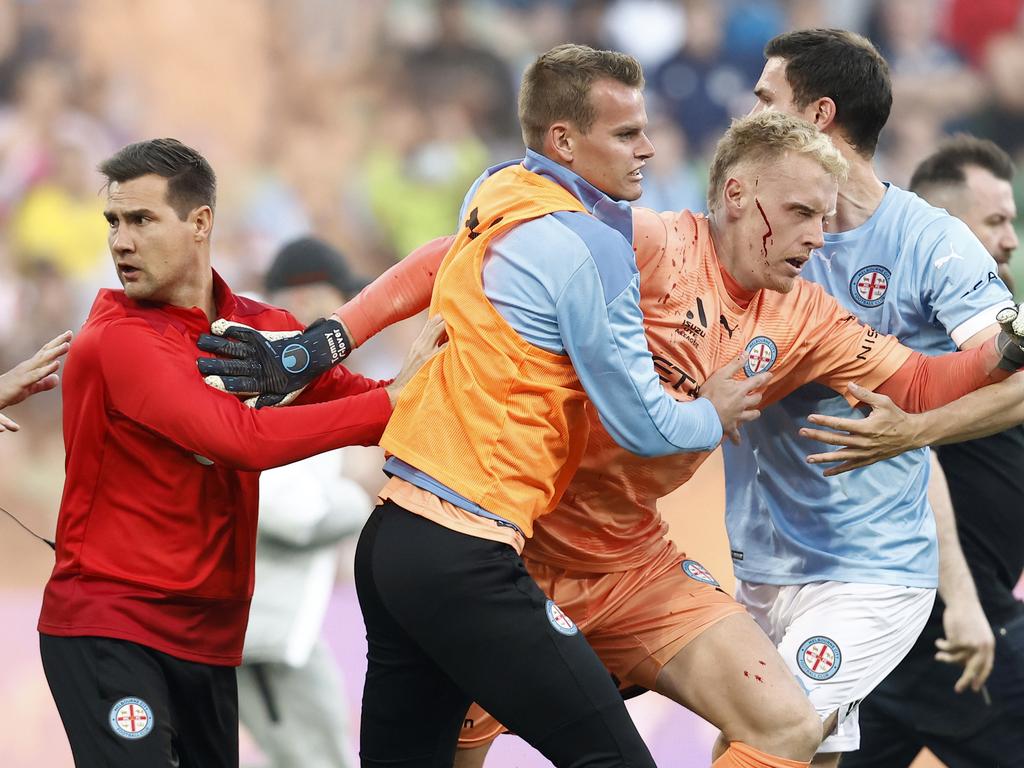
[724,184,1012,588]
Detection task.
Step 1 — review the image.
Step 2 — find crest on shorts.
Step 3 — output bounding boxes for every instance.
[545,599,578,636]
[850,265,890,308]
[797,636,842,681]
[109,696,154,739]
[743,336,777,377]
[681,559,719,586]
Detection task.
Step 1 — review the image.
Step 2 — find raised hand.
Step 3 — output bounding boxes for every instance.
[0,331,73,432]
[936,600,995,694]
[800,382,925,476]
[384,315,449,407]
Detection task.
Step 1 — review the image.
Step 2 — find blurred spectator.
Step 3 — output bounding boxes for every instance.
[0,59,111,218]
[9,139,108,279]
[979,13,1024,155]
[363,89,487,260]
[873,0,983,126]
[650,0,763,156]
[943,0,1023,66]
[236,237,373,768]
[723,0,788,75]
[0,1,54,104]
[404,0,518,149]
[636,113,706,214]
[567,0,615,51]
[604,0,685,68]
[782,0,874,32]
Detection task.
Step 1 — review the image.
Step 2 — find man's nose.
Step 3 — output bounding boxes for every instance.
[1003,224,1019,255]
[111,228,134,253]
[636,132,655,160]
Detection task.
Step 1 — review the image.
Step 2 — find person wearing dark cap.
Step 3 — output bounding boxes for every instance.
[264,237,370,315]
[235,236,369,768]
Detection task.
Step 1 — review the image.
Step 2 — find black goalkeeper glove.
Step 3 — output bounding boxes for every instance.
[197,317,353,408]
[995,303,1024,372]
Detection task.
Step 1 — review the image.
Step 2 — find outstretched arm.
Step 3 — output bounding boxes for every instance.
[801,307,1024,474]
[0,331,72,432]
[198,236,450,405]
[801,374,1024,475]
[332,235,451,345]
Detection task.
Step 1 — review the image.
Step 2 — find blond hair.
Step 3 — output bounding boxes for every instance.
[707,111,848,211]
[518,43,644,151]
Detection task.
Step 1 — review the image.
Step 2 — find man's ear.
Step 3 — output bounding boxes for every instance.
[192,206,213,242]
[546,122,574,164]
[810,96,837,131]
[722,176,746,220]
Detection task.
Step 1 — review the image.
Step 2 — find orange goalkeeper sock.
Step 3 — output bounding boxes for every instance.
[712,741,810,768]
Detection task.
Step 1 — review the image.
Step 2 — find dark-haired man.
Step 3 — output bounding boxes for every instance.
[723,29,1015,767]
[36,138,443,768]
[817,136,1024,768]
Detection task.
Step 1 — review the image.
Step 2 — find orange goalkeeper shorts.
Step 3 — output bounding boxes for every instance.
[459,540,745,747]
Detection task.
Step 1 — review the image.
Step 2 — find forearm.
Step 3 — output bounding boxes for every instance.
[875,339,1007,415]
[560,273,722,456]
[297,364,390,405]
[151,387,392,471]
[930,453,979,607]
[0,367,19,409]
[331,235,450,345]
[914,372,1024,446]
[102,331,392,470]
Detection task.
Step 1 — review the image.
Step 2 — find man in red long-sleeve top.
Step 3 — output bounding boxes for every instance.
[36,138,442,768]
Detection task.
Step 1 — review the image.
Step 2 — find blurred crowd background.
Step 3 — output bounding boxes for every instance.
[2,0,1024,765]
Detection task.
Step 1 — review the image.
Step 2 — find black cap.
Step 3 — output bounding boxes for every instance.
[264,237,369,295]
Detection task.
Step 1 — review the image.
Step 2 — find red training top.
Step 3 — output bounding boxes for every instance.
[38,271,391,665]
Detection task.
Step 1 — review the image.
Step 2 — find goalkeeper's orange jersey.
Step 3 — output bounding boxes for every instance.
[526,207,911,572]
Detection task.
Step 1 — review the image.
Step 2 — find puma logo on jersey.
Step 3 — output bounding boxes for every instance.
[720,315,736,338]
[934,244,964,269]
[816,249,836,272]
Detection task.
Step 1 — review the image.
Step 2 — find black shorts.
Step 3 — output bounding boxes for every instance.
[39,634,238,768]
[354,500,655,768]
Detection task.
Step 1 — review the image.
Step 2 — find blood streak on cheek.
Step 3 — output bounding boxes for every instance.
[755,197,773,261]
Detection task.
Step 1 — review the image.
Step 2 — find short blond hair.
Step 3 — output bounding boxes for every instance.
[707,111,848,211]
[518,43,644,151]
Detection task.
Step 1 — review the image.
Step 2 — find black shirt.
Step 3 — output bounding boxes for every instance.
[937,425,1024,627]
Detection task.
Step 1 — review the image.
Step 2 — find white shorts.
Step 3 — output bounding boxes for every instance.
[736,580,935,754]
